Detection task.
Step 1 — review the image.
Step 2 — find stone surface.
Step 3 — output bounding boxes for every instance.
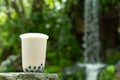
[115,61,120,80]
[0,72,59,80]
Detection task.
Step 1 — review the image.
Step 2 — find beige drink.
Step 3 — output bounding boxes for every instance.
[20,33,49,72]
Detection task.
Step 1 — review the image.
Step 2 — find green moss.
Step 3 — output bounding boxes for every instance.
[106,53,120,64]
[0,76,8,80]
[17,74,38,80]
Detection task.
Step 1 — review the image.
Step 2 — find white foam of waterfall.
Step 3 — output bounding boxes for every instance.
[85,63,106,80]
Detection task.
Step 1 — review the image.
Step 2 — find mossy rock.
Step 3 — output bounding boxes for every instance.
[0,73,59,80]
[0,76,8,80]
[17,74,40,80]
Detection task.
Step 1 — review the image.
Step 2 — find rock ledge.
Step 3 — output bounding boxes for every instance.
[0,72,59,80]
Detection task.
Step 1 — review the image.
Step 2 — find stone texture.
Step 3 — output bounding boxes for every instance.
[0,72,59,80]
[115,61,120,80]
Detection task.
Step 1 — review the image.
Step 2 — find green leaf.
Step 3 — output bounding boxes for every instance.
[104,6,109,13]
[101,0,107,5]
[49,0,54,9]
[0,12,7,25]
[106,65,115,74]
[112,0,116,4]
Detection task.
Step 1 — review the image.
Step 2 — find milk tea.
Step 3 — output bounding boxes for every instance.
[20,33,49,72]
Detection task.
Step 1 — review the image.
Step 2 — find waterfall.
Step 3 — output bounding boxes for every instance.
[83,0,106,80]
[85,63,106,80]
[83,0,100,63]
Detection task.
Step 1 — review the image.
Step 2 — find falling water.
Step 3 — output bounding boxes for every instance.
[83,0,100,63]
[83,0,105,80]
[85,63,106,80]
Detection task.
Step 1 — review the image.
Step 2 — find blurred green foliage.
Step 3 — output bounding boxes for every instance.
[106,53,120,64]
[100,0,120,13]
[99,65,117,80]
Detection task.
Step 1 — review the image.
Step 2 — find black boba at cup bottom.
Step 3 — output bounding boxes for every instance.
[25,63,44,72]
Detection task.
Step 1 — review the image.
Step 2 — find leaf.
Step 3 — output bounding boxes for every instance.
[49,0,54,9]
[104,6,109,13]
[57,0,62,3]
[106,65,115,74]
[112,0,116,4]
[101,0,107,5]
[0,12,7,25]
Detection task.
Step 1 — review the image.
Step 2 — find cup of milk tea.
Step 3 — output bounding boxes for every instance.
[20,33,49,72]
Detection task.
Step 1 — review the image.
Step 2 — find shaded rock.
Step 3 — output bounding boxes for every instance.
[0,72,59,80]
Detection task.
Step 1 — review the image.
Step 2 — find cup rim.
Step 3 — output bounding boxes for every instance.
[20,33,49,39]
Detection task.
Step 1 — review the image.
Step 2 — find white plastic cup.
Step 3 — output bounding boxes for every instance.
[20,33,49,72]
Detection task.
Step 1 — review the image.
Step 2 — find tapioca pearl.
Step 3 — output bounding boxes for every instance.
[28,66,31,69]
[36,70,42,72]
[41,63,43,66]
[41,64,45,68]
[30,70,34,72]
[25,68,29,72]
[38,66,41,69]
[34,66,36,69]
